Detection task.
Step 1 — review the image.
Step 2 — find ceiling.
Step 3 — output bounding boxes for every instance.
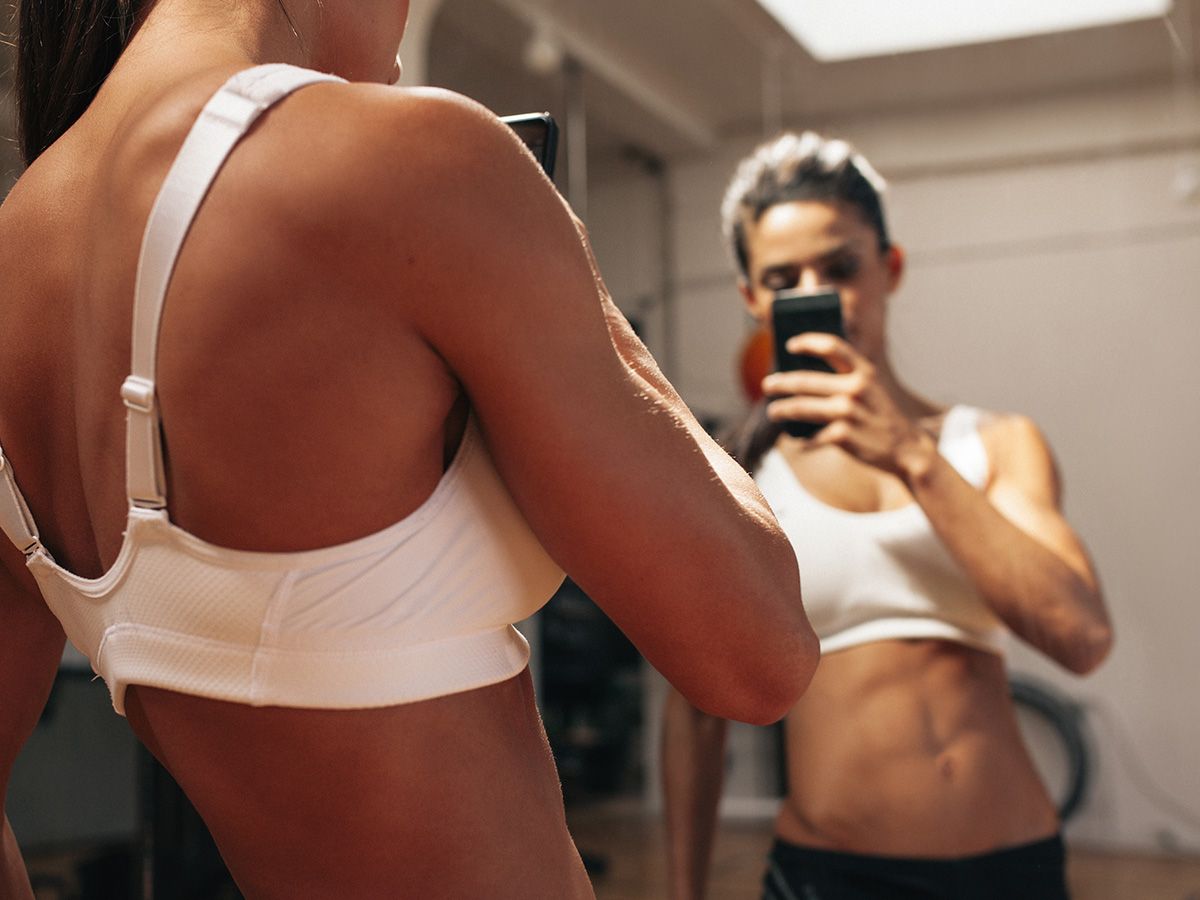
[427,0,1200,166]
[1,2,1197,183]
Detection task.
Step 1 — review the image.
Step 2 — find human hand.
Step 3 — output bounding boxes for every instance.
[760,332,936,479]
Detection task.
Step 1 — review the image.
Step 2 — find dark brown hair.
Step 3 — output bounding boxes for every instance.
[14,0,144,165]
[13,1,310,166]
[719,400,781,476]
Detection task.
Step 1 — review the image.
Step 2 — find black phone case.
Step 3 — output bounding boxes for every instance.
[500,113,560,179]
[771,289,845,439]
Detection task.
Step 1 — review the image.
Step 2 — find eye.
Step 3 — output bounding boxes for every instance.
[823,257,861,282]
[761,267,799,291]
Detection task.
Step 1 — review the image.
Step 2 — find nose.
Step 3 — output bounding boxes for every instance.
[798,268,824,292]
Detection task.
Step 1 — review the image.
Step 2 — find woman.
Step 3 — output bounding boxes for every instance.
[0,3,820,897]
[663,132,1112,899]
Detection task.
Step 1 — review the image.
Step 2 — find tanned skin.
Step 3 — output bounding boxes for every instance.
[0,2,819,897]
[663,199,1111,900]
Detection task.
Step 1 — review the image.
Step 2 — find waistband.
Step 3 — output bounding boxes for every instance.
[768,833,1065,872]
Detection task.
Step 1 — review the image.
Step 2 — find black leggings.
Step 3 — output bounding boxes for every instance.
[762,835,1069,900]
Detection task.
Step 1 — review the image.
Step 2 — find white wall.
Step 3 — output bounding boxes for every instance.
[588,81,1200,853]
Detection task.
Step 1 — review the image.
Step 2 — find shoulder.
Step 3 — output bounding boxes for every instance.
[974,409,1052,456]
[279,83,512,166]
[104,76,544,247]
[936,404,1047,449]
[230,81,566,292]
[259,82,551,220]
[972,409,1063,503]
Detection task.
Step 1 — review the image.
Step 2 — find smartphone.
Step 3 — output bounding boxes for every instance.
[771,288,845,439]
[501,113,560,179]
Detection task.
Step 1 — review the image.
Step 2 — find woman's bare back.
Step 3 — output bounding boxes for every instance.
[0,62,594,898]
[126,672,593,899]
[0,63,466,569]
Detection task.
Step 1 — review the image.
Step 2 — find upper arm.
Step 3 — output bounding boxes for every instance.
[337,89,814,720]
[0,559,58,900]
[0,552,64,783]
[984,415,1100,592]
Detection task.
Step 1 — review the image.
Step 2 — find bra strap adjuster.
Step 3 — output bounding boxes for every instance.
[121,376,156,414]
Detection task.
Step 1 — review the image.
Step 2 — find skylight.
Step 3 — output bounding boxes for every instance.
[755,0,1174,62]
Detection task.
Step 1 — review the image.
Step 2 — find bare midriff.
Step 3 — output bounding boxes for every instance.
[126,669,595,900]
[776,639,1059,858]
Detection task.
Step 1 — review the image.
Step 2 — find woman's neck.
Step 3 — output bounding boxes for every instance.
[127,0,320,72]
[871,352,941,422]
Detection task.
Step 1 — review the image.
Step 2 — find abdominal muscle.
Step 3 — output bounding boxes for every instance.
[125,669,595,900]
[776,639,1059,858]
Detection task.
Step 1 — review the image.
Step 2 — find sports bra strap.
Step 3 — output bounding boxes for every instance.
[939,405,990,489]
[124,64,346,509]
[0,444,40,555]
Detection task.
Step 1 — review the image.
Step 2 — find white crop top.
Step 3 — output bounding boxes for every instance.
[753,406,1008,656]
[0,65,564,715]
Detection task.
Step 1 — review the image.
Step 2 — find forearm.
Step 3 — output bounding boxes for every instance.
[662,688,728,900]
[577,205,772,520]
[608,304,817,717]
[2,814,33,900]
[563,223,816,718]
[603,299,775,515]
[899,434,1110,673]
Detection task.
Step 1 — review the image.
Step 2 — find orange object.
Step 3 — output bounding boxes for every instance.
[738,325,773,402]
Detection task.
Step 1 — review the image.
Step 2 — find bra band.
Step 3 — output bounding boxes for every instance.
[124,64,345,509]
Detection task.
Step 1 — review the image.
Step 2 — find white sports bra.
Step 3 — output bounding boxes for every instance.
[0,65,564,715]
[754,406,1008,656]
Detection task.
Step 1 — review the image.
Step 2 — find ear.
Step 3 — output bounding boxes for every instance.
[885,244,906,293]
[738,279,768,322]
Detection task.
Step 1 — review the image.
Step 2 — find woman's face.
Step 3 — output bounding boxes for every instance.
[738,199,902,362]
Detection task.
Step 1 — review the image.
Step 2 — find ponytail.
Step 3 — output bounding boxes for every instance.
[15,0,142,165]
[719,400,781,476]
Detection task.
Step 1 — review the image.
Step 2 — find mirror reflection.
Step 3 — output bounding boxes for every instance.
[2,1,1198,898]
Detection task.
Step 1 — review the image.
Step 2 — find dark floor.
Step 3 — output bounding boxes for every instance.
[25,806,1200,899]
[567,804,1200,900]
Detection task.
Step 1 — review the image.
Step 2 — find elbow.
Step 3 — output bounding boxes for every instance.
[733,541,820,724]
[740,652,819,726]
[667,535,819,725]
[1061,621,1114,676]
[699,619,820,726]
